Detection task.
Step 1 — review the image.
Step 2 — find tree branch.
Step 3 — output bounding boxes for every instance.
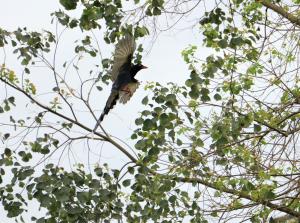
[0,77,138,163]
[175,176,300,218]
[258,0,300,27]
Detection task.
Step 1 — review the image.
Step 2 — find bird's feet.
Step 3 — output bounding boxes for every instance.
[121,86,133,97]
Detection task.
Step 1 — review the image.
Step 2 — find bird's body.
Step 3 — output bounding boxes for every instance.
[112,66,138,90]
[94,35,147,130]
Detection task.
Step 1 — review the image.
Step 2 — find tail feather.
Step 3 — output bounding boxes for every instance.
[94,90,119,131]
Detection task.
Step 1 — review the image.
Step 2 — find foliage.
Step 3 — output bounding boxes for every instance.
[0,0,300,222]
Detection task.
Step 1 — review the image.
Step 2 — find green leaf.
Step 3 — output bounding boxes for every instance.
[54,188,70,202]
[135,118,144,126]
[19,168,34,181]
[3,133,10,140]
[36,217,46,223]
[142,96,149,105]
[4,103,10,111]
[169,195,177,204]
[189,85,200,99]
[135,139,146,150]
[7,97,15,105]
[153,7,161,15]
[4,148,11,157]
[31,142,42,152]
[77,192,90,203]
[211,211,218,217]
[6,202,23,217]
[90,179,100,188]
[214,93,222,101]
[218,39,228,48]
[67,206,82,214]
[229,37,244,48]
[69,19,78,28]
[135,26,149,37]
[242,181,255,192]
[143,119,155,131]
[122,179,131,187]
[128,166,134,174]
[89,50,97,57]
[260,187,275,200]
[254,124,261,132]
[59,0,78,10]
[148,147,160,156]
[131,133,137,139]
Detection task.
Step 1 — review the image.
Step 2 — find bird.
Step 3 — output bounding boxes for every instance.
[94,35,147,131]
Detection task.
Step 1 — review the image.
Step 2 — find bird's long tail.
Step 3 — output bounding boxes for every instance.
[94,90,119,131]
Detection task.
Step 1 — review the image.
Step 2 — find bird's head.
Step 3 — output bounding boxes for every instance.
[136,64,148,71]
[131,64,148,75]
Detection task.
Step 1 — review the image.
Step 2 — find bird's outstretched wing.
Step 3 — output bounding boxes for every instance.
[111,35,136,81]
[94,35,138,130]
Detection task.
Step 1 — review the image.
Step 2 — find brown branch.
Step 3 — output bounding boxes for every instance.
[258,0,300,27]
[270,214,298,223]
[174,176,300,218]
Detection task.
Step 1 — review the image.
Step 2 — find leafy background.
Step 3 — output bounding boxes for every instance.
[1,0,300,222]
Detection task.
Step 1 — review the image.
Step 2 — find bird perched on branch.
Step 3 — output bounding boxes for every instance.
[94,35,147,131]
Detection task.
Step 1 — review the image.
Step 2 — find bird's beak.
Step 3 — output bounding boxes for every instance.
[141,65,148,69]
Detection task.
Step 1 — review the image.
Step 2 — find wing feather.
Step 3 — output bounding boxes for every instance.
[111,35,136,81]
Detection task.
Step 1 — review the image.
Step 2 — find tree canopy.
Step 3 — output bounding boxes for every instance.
[1,0,300,222]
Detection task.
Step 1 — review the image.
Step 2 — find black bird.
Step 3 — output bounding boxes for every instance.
[94,35,147,130]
